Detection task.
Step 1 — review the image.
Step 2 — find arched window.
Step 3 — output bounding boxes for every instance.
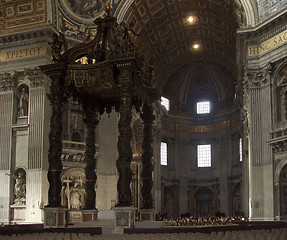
[71,132,82,142]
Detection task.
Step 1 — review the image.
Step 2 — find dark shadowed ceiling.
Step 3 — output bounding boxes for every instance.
[122,0,243,115]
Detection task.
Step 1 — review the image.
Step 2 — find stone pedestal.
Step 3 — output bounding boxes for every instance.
[114,207,136,228]
[43,207,66,227]
[68,210,83,223]
[138,209,157,221]
[82,209,98,222]
[10,205,26,222]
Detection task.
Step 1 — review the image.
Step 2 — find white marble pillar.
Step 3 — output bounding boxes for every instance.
[0,90,14,222]
[247,64,274,220]
[25,73,50,223]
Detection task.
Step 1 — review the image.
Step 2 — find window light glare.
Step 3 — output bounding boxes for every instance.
[197,101,210,114]
[161,142,167,166]
[197,144,211,167]
[239,138,243,162]
[161,97,170,111]
[187,16,194,23]
[193,44,199,49]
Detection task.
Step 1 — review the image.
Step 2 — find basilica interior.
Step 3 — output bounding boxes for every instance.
[0,0,287,231]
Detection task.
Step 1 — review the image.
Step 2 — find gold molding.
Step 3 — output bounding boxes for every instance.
[163,118,240,133]
[248,29,287,57]
[0,0,47,33]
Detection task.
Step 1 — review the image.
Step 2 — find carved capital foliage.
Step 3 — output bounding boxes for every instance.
[244,63,272,89]
[25,68,50,88]
[0,71,18,92]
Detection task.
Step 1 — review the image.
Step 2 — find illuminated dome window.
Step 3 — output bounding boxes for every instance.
[161,97,170,111]
[197,101,210,114]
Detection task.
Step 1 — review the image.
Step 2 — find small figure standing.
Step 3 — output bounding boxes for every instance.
[18,87,29,117]
[70,182,82,210]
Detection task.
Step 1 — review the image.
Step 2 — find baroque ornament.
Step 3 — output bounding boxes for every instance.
[40,5,160,209]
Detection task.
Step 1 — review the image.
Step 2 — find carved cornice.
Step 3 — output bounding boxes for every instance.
[270,128,287,153]
[0,25,57,49]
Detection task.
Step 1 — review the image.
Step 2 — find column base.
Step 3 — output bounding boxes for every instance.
[82,209,98,222]
[139,209,157,221]
[43,207,66,228]
[114,206,136,228]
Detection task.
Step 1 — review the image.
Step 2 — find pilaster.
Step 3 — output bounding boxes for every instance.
[246,64,274,220]
[0,72,16,222]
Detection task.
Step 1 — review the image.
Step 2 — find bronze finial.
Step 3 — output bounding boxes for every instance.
[105,4,113,15]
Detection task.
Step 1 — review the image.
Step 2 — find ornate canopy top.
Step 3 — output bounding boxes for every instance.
[41,6,159,113]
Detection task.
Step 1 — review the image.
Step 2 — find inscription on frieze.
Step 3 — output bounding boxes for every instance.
[0,44,50,62]
[248,29,287,57]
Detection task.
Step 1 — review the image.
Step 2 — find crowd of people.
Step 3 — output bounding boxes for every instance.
[161,216,244,226]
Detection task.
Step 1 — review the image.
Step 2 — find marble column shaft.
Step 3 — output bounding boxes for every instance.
[47,76,65,207]
[116,69,133,206]
[83,103,98,209]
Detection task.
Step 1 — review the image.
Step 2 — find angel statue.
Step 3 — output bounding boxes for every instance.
[50,32,68,61]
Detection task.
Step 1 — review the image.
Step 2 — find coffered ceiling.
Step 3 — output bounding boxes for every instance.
[122,0,244,115]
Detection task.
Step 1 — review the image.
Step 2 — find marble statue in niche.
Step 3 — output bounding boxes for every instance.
[17,85,29,118]
[6,169,26,205]
[62,171,86,210]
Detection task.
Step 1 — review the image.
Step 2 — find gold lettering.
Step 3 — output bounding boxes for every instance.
[6,52,10,60]
[1,45,47,62]
[30,48,36,55]
[18,50,23,58]
[249,47,258,56]
[248,30,287,57]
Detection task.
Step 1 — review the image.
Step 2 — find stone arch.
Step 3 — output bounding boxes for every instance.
[163,186,176,219]
[194,186,214,218]
[273,60,287,125]
[17,83,29,118]
[61,168,86,210]
[279,163,287,219]
[115,0,257,26]
[275,159,287,185]
[11,167,26,205]
[232,182,242,216]
[71,131,82,142]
